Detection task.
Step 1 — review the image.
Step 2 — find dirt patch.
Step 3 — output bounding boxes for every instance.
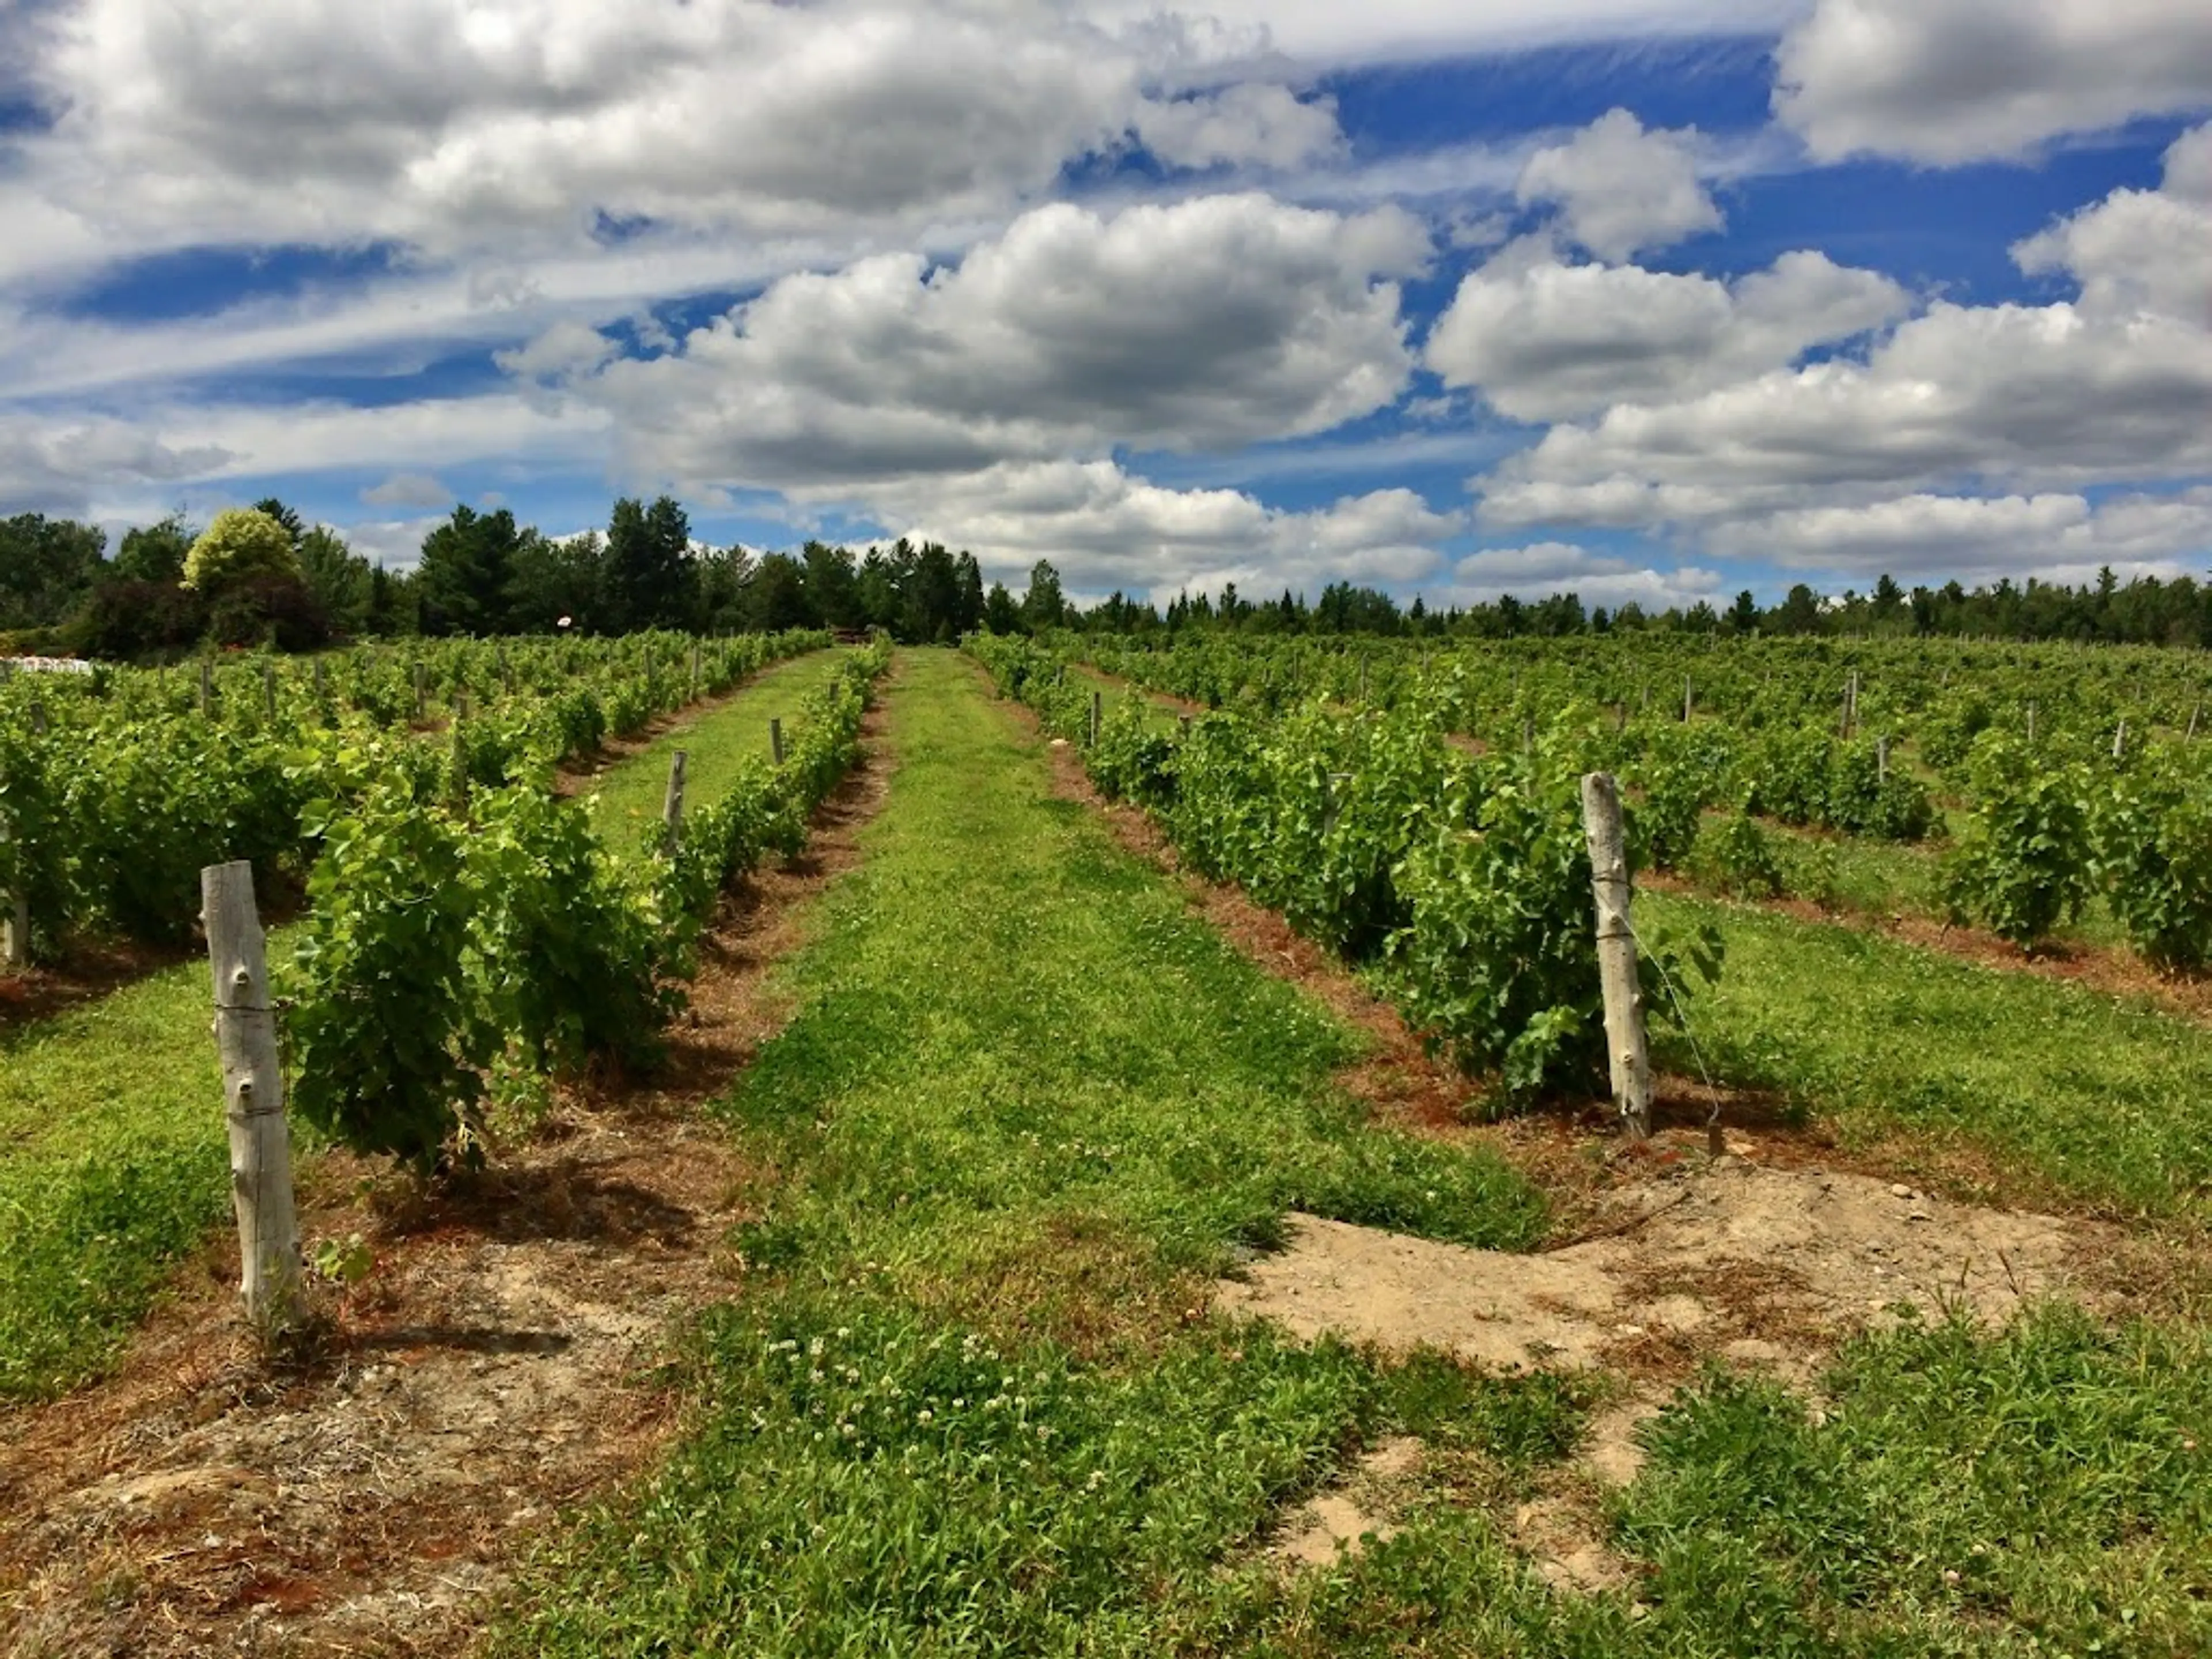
[1222,1160,2111,1384]
[0,695,898,1659]
[1270,1436,1423,1568]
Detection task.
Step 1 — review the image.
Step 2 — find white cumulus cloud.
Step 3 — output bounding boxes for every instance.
[1776,0,2212,164]
[1427,248,1908,422]
[1515,107,1722,262]
[533,193,1429,490]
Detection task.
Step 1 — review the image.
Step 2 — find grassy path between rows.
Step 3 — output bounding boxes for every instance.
[580,646,859,850]
[493,652,2212,1658]
[0,649,854,1403]
[1647,891,2212,1219]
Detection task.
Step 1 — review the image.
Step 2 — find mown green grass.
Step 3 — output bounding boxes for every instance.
[493,650,1559,1655]
[0,649,846,1402]
[1647,889,2212,1218]
[498,653,2211,1656]
[581,646,858,849]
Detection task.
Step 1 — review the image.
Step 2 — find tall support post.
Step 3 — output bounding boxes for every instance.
[2113,718,2128,763]
[1682,675,1693,723]
[200,658,215,717]
[200,861,303,1335]
[2190,701,2202,742]
[770,718,785,766]
[313,657,327,702]
[1,798,25,969]
[1089,689,1102,747]
[1579,773,1652,1141]
[1877,734,1891,783]
[662,749,688,854]
[263,661,278,724]
[690,639,703,702]
[414,662,429,722]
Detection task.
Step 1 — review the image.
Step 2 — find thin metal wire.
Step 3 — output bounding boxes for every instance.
[1627,917,1722,1140]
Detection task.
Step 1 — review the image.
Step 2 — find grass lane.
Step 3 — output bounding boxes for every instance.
[494,649,1557,1655]
[1647,890,2212,1219]
[0,649,845,1403]
[497,652,2212,1657]
[581,646,860,849]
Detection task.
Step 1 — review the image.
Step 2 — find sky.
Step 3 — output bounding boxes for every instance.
[1,0,2209,612]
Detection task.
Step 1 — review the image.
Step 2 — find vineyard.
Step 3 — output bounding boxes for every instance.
[3,637,2210,1656]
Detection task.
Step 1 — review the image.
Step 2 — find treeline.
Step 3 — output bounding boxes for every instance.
[1084,570,2212,647]
[10,493,2209,656]
[0,497,1012,658]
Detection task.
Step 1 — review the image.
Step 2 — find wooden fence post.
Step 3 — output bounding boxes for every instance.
[770,718,785,766]
[413,662,428,722]
[2,805,25,968]
[1877,734,1891,783]
[2113,718,2127,763]
[2190,701,2202,742]
[662,749,688,853]
[263,662,278,724]
[1681,676,1693,723]
[200,658,214,717]
[1579,774,1652,1141]
[201,862,303,1335]
[1089,690,1102,747]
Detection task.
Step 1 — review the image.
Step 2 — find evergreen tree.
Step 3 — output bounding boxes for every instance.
[415,505,524,635]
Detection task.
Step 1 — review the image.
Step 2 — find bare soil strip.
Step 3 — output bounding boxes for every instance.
[0,695,897,1659]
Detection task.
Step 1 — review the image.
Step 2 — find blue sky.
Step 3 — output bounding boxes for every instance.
[1,1,2208,609]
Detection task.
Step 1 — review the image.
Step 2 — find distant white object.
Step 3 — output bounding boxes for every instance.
[0,656,93,675]
[556,615,573,629]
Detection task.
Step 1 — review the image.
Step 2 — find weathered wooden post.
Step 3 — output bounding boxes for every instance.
[1579,773,1652,1141]
[263,662,278,724]
[1358,657,1369,704]
[449,708,471,812]
[662,749,688,853]
[201,861,303,1335]
[413,662,428,722]
[2113,718,2128,763]
[1,801,26,969]
[312,657,327,702]
[1877,734,1891,784]
[2190,701,2203,742]
[200,658,214,717]
[1682,675,1693,723]
[770,718,785,766]
[1089,690,1102,747]
[2027,702,2037,744]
